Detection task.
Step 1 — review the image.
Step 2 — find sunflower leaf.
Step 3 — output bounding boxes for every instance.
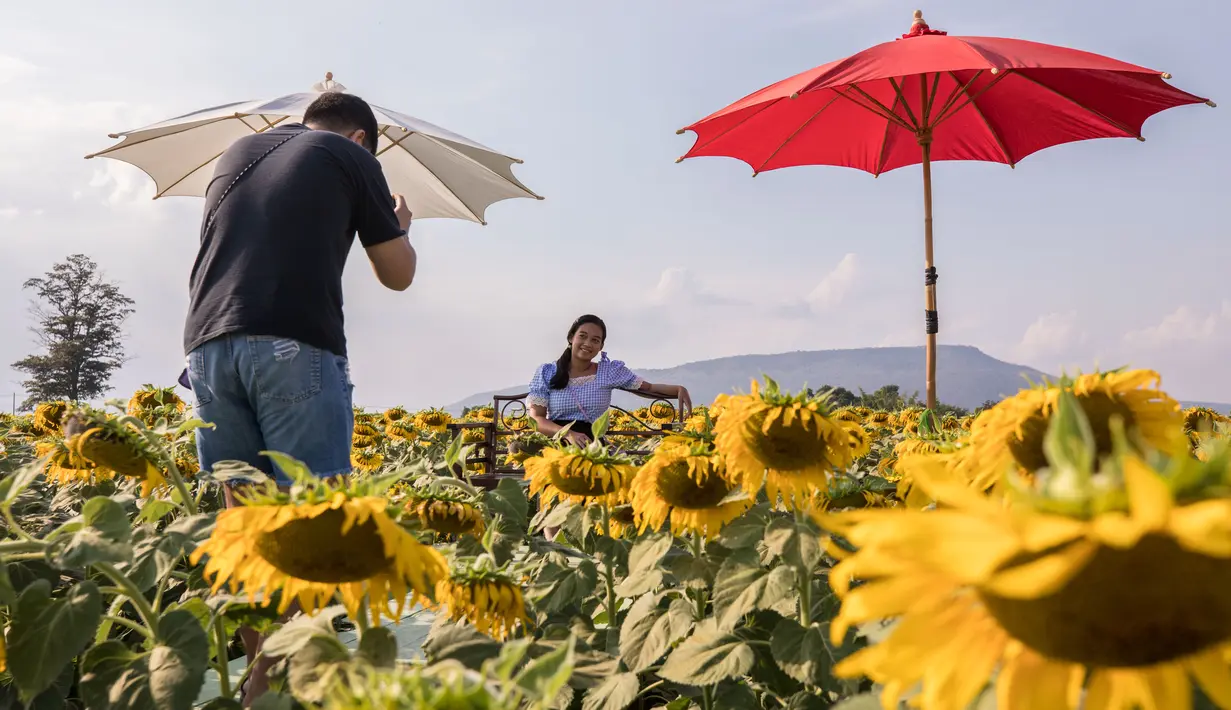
[261,606,346,659]
[424,615,501,668]
[357,626,398,668]
[286,635,351,704]
[713,550,797,631]
[260,451,315,486]
[1043,389,1097,478]
[581,671,640,710]
[714,682,760,709]
[202,460,269,485]
[764,517,823,572]
[658,619,755,687]
[485,478,529,533]
[716,503,771,550]
[770,618,830,685]
[515,635,576,702]
[7,579,102,703]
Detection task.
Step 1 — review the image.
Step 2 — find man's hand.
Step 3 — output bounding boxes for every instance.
[565,430,591,448]
[392,194,412,233]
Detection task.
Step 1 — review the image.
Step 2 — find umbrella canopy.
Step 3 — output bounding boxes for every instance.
[87,73,541,225]
[676,11,1213,408]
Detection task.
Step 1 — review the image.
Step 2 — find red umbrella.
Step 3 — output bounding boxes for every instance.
[676,10,1213,409]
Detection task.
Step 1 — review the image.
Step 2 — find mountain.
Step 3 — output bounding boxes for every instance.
[449,345,1053,413]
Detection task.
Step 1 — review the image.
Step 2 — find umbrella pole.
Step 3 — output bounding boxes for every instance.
[921,136,938,410]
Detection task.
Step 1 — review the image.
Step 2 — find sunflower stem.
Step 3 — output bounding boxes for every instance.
[162,450,198,516]
[355,594,372,634]
[794,508,813,628]
[103,614,155,639]
[213,614,233,698]
[0,504,35,542]
[602,504,619,655]
[95,595,130,643]
[95,561,160,637]
[0,539,45,554]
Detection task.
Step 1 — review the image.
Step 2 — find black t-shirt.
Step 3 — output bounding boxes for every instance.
[183,123,405,358]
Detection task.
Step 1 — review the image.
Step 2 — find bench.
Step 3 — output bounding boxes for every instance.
[446,388,685,487]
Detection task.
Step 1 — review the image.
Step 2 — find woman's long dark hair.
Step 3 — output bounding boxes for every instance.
[549,314,607,390]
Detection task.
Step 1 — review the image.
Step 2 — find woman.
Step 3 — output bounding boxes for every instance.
[528,314,692,446]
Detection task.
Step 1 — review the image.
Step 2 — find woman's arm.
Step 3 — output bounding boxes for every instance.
[529,404,563,436]
[638,381,693,415]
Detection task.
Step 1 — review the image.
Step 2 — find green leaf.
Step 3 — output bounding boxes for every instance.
[713,682,758,710]
[486,477,529,532]
[614,533,671,596]
[666,551,720,590]
[7,579,102,703]
[3,460,43,503]
[582,672,640,710]
[1044,389,1097,476]
[620,593,694,673]
[286,635,350,704]
[357,626,398,668]
[830,694,882,710]
[174,418,214,437]
[423,615,501,668]
[764,516,823,571]
[204,460,270,485]
[120,514,214,592]
[27,660,76,710]
[784,691,831,710]
[486,637,533,684]
[537,500,576,532]
[50,528,132,568]
[534,559,598,613]
[0,562,18,607]
[712,551,796,631]
[658,620,755,687]
[259,451,315,485]
[78,610,210,710]
[260,606,345,659]
[770,618,831,685]
[515,635,576,702]
[82,496,132,541]
[136,499,178,524]
[716,503,770,549]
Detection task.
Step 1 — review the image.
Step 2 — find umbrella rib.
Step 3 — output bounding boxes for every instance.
[153,116,289,198]
[390,138,485,224]
[417,132,542,199]
[887,78,921,130]
[839,85,915,131]
[1011,71,1142,138]
[85,115,239,159]
[932,70,1013,128]
[687,99,785,155]
[753,93,845,174]
[872,91,904,177]
[942,71,1014,166]
[928,71,985,127]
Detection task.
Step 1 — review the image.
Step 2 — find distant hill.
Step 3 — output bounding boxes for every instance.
[448,345,1231,414]
[449,345,1049,413]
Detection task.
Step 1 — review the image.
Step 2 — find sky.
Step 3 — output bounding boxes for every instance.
[0,0,1228,411]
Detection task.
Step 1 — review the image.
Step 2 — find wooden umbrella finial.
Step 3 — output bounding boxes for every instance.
[325,71,333,81]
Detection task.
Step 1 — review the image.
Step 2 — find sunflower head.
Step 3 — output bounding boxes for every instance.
[955,369,1185,493]
[382,406,410,424]
[33,400,70,435]
[833,407,863,423]
[386,422,419,442]
[433,557,530,641]
[415,408,453,434]
[506,432,551,464]
[714,377,856,506]
[523,437,635,507]
[36,438,111,486]
[462,427,486,444]
[190,457,447,624]
[630,443,751,539]
[403,482,486,536]
[351,449,384,473]
[863,411,892,428]
[62,407,164,485]
[464,406,495,423]
[126,385,186,424]
[1183,406,1228,434]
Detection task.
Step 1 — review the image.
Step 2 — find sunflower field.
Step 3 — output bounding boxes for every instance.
[0,371,1229,710]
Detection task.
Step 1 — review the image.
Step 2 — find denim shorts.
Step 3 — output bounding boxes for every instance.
[186,334,354,485]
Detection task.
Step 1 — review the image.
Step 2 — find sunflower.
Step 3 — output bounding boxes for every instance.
[465,406,495,423]
[714,378,860,506]
[405,494,486,536]
[35,439,111,486]
[415,408,453,434]
[863,411,893,430]
[819,393,1231,710]
[33,400,70,435]
[62,408,167,496]
[813,474,900,512]
[503,416,535,433]
[432,563,530,641]
[833,407,863,423]
[351,449,384,473]
[524,445,634,507]
[629,444,751,539]
[382,406,411,425]
[506,432,550,465]
[959,370,1185,495]
[127,385,186,424]
[1184,406,1229,435]
[386,422,419,442]
[462,427,486,444]
[190,472,447,624]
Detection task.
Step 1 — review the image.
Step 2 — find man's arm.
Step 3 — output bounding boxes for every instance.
[365,194,416,291]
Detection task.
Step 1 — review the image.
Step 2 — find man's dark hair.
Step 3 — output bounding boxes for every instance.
[303,92,380,154]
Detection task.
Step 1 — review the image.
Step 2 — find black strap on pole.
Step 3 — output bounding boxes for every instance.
[924,266,939,335]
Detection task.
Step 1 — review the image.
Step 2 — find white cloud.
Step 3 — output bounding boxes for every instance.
[806,253,858,312]
[1017,311,1085,358]
[0,207,19,219]
[86,160,157,207]
[649,267,698,305]
[0,55,37,85]
[1124,302,1231,347]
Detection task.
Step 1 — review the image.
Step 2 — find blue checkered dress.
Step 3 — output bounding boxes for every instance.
[528,353,644,423]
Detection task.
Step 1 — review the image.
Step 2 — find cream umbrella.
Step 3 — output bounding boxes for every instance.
[86,73,541,224]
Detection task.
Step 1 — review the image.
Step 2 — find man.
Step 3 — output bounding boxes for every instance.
[181,91,414,704]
